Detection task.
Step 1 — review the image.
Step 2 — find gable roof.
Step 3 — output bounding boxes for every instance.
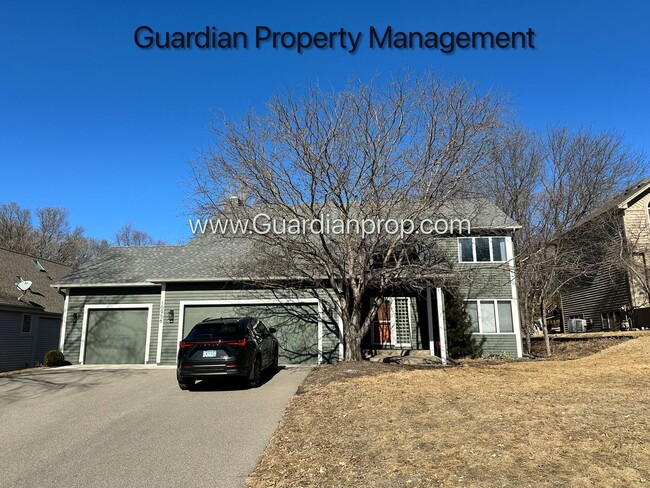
[0,248,72,314]
[570,177,650,229]
[55,198,518,287]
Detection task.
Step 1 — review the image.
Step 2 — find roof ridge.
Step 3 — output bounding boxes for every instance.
[0,246,72,268]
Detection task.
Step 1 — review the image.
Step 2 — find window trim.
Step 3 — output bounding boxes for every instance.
[458,236,508,263]
[465,299,515,334]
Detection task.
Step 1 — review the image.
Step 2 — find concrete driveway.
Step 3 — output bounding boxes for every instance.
[0,366,309,488]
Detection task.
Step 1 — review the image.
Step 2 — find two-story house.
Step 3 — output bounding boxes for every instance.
[560,177,650,331]
[52,199,523,366]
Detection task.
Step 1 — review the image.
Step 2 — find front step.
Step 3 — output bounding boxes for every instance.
[363,349,444,365]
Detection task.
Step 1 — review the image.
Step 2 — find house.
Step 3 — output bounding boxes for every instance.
[560,178,650,331]
[53,200,523,365]
[0,248,72,371]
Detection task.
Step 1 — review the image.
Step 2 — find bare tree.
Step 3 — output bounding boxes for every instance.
[0,202,34,253]
[114,223,163,246]
[34,207,71,260]
[484,126,646,355]
[0,201,109,269]
[190,73,506,361]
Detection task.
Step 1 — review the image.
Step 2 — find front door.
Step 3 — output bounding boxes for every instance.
[372,301,392,346]
[371,298,414,348]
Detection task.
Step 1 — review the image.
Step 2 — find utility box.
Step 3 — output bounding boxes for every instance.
[568,318,587,333]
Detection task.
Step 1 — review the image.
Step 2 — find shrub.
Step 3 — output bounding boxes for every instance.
[44,349,65,367]
[444,289,486,359]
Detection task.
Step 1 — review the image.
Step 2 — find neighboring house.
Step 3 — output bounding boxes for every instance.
[0,248,72,371]
[560,178,650,331]
[53,200,523,366]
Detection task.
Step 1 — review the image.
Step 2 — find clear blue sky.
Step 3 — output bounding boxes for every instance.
[2,0,649,244]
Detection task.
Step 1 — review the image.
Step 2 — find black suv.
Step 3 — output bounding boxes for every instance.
[177,317,279,390]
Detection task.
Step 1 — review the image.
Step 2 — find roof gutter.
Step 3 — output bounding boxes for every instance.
[50,282,159,288]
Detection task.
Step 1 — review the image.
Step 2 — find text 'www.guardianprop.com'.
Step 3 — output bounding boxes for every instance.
[189,213,471,239]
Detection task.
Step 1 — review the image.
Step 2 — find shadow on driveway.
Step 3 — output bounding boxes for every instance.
[187,365,286,392]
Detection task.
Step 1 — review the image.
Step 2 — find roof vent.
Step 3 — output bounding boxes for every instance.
[33,259,46,272]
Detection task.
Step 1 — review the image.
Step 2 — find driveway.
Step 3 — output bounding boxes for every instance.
[0,366,309,488]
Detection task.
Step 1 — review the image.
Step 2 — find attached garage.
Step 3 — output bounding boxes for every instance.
[180,301,322,365]
[82,306,152,364]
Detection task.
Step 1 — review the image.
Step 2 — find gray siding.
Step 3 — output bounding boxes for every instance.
[64,287,161,364]
[435,237,515,299]
[478,334,518,357]
[560,268,630,331]
[0,312,62,371]
[34,317,61,365]
[156,284,341,365]
[0,311,34,372]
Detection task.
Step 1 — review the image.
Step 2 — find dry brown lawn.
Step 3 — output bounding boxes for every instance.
[248,337,650,487]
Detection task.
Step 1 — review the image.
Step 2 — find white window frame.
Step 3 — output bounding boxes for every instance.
[465,299,516,334]
[457,236,508,263]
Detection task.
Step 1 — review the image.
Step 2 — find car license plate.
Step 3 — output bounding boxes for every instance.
[203,350,217,358]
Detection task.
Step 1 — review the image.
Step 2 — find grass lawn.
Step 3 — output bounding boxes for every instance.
[248,336,650,487]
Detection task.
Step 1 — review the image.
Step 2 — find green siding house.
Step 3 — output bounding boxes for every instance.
[54,201,523,365]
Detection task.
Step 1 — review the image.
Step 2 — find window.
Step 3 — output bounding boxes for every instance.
[459,238,474,262]
[21,315,32,334]
[466,302,479,332]
[465,300,515,333]
[458,237,508,263]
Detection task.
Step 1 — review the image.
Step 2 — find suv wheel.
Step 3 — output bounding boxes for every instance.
[273,347,279,371]
[249,357,262,388]
[178,379,195,391]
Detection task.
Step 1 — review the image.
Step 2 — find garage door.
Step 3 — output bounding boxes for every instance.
[85,308,149,364]
[182,304,319,364]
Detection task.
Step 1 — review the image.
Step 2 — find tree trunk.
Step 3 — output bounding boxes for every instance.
[343,307,364,361]
[541,297,551,357]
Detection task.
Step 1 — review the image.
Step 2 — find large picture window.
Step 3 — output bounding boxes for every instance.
[458,237,508,263]
[465,300,515,334]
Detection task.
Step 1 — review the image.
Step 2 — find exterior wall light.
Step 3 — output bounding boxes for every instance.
[168,309,174,323]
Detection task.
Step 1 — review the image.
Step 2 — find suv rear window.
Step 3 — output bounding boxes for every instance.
[187,322,247,339]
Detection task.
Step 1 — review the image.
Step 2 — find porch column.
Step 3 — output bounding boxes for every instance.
[426,286,435,356]
[436,287,448,365]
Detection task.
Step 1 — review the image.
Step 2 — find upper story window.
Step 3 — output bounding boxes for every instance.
[647,201,650,225]
[458,237,507,262]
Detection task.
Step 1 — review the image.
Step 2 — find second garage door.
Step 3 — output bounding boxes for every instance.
[182,304,319,364]
[84,308,149,364]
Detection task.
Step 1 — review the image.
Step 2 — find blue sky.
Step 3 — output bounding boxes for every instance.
[2,1,649,244]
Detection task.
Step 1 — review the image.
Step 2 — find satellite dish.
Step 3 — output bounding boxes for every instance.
[16,280,32,292]
[15,280,32,301]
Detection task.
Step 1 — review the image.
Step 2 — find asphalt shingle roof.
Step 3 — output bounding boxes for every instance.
[0,248,72,313]
[55,199,518,287]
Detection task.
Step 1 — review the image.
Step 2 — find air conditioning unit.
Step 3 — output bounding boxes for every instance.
[568,318,587,333]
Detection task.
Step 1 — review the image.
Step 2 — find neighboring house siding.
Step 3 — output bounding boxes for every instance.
[0,312,34,371]
[477,334,518,357]
[622,192,650,309]
[33,317,61,365]
[64,287,161,364]
[561,269,630,331]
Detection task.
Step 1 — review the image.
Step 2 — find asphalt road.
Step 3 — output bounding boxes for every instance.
[0,366,309,488]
